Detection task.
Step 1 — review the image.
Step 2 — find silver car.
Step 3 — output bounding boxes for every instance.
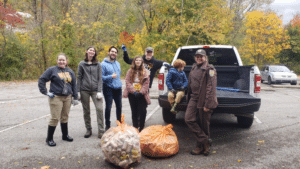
[261,65,298,85]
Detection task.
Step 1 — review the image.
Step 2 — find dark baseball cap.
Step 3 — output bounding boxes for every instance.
[195,49,206,56]
[145,47,154,52]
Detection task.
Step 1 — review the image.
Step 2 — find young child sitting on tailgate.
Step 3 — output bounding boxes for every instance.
[166,59,188,114]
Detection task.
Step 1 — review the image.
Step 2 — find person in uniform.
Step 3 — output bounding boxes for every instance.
[185,49,218,156]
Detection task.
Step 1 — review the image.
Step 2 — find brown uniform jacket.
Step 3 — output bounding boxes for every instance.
[187,61,218,109]
[123,69,151,105]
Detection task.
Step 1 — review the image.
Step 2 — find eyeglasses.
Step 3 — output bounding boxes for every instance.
[146,51,153,53]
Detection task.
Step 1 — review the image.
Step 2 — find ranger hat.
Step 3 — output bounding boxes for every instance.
[145,47,154,52]
[195,49,206,56]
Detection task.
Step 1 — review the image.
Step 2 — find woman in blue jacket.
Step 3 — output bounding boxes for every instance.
[166,59,188,113]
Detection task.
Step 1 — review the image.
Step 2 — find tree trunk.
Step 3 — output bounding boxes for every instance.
[40,0,47,71]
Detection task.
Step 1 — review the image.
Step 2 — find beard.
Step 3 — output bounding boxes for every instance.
[109,55,116,61]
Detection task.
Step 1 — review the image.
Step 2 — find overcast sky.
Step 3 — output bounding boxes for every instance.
[267,0,300,25]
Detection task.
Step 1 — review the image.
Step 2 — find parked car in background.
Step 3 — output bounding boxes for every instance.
[261,65,297,85]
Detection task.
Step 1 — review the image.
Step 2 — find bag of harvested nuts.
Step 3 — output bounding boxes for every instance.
[139,124,179,158]
[100,114,141,169]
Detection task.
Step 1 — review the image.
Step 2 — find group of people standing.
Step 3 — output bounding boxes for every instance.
[38,45,166,147]
[38,45,217,156]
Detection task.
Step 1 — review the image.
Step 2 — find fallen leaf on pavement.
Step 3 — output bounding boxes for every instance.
[78,161,81,164]
[39,162,43,164]
[238,160,242,162]
[258,140,265,143]
[96,157,99,159]
[61,157,65,159]
[41,166,50,169]
[212,151,216,154]
[189,165,193,168]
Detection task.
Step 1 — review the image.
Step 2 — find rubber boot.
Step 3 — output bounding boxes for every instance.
[170,102,178,114]
[84,129,92,138]
[61,123,73,142]
[46,125,56,147]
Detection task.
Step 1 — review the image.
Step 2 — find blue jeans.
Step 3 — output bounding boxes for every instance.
[103,85,122,128]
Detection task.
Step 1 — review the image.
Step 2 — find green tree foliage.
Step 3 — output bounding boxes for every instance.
[278,14,300,73]
[0,34,26,80]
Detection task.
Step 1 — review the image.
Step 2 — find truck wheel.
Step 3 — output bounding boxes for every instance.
[162,108,176,123]
[237,116,253,128]
[291,81,297,85]
[268,76,272,85]
[261,79,264,83]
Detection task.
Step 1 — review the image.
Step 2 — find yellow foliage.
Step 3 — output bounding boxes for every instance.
[240,11,290,66]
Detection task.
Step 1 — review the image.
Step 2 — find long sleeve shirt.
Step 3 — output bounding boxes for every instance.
[38,66,78,99]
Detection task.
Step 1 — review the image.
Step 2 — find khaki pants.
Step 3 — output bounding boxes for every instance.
[48,95,72,126]
[80,91,104,134]
[168,91,185,105]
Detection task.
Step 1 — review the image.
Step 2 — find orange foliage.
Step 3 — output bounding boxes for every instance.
[118,31,134,46]
[0,2,24,28]
[290,14,300,28]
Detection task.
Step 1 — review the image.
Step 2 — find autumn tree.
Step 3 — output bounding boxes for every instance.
[227,0,274,48]
[277,14,300,73]
[240,11,290,67]
[131,0,233,63]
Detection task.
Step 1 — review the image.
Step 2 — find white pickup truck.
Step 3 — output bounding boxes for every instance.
[158,45,261,128]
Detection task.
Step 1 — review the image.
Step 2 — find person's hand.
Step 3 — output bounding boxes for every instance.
[163,62,171,69]
[203,107,210,112]
[171,89,176,93]
[112,72,117,79]
[179,86,185,91]
[121,44,127,51]
[96,92,103,100]
[72,99,79,106]
[47,92,55,98]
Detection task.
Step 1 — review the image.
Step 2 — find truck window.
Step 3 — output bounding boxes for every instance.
[177,48,239,66]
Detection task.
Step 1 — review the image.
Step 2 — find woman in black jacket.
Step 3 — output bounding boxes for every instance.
[38,53,79,147]
[77,46,104,139]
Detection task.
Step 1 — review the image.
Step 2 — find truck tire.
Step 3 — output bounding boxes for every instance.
[291,81,297,85]
[268,76,272,85]
[162,108,176,123]
[261,79,264,83]
[237,116,253,128]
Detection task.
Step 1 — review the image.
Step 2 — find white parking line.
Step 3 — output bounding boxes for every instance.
[0,96,44,104]
[254,115,262,123]
[0,114,50,133]
[145,105,160,122]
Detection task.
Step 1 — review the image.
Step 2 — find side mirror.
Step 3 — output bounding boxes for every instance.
[291,70,294,73]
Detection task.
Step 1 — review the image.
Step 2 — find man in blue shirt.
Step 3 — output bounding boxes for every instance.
[101,46,123,130]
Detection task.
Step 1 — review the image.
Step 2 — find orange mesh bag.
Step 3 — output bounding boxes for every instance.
[139,124,179,157]
[100,114,141,169]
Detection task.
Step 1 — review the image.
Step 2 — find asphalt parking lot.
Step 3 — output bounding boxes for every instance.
[1,79,300,169]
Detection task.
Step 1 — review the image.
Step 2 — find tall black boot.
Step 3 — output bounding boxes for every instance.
[61,123,73,142]
[46,125,56,147]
